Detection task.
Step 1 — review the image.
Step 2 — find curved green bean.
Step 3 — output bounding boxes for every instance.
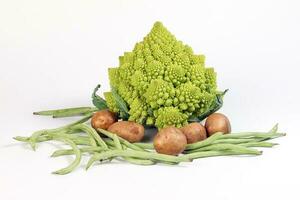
[51,137,82,175]
[72,124,108,149]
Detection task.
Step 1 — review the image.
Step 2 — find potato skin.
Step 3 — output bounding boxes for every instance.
[205,113,231,136]
[91,110,117,130]
[108,121,144,142]
[154,127,187,155]
[180,123,207,144]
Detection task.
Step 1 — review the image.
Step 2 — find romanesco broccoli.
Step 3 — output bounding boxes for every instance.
[105,21,218,129]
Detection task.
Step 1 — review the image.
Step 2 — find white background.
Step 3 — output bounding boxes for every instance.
[1,0,300,199]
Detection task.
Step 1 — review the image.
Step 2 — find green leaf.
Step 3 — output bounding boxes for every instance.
[111,87,129,120]
[92,84,108,110]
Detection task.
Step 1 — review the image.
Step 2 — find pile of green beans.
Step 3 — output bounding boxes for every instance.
[14,107,286,175]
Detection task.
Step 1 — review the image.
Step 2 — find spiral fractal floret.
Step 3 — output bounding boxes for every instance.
[105,21,218,129]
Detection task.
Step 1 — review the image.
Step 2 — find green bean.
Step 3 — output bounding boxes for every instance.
[51,146,103,157]
[71,138,91,145]
[57,133,92,146]
[183,150,258,160]
[214,124,280,140]
[112,134,122,150]
[104,139,116,148]
[211,138,257,144]
[29,114,93,150]
[14,135,51,143]
[33,107,97,118]
[71,124,99,147]
[53,134,93,146]
[86,149,191,169]
[112,134,155,165]
[134,142,154,149]
[73,124,108,149]
[18,132,92,146]
[29,130,46,150]
[98,129,145,151]
[51,137,82,175]
[240,142,278,148]
[185,132,223,150]
[187,143,262,155]
[219,132,285,139]
[53,108,98,118]
[14,134,89,144]
[119,157,155,165]
[103,138,115,146]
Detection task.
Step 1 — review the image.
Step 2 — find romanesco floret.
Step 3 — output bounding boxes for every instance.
[154,107,188,128]
[105,21,218,129]
[103,92,119,113]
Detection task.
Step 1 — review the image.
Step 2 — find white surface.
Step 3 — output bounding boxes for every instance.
[1,0,300,199]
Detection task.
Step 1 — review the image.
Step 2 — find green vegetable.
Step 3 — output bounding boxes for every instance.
[104,22,220,128]
[51,136,82,175]
[111,134,155,165]
[189,89,228,122]
[86,149,191,169]
[98,128,145,151]
[14,123,285,174]
[72,124,108,149]
[92,84,108,110]
[187,143,262,155]
[12,22,286,175]
[28,113,93,150]
[51,146,104,157]
[183,150,256,160]
[185,132,224,150]
[111,87,129,120]
[33,107,97,118]
[240,142,278,148]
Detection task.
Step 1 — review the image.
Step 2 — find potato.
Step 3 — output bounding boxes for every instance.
[154,127,187,155]
[108,121,144,142]
[205,113,231,136]
[91,110,117,130]
[180,122,207,144]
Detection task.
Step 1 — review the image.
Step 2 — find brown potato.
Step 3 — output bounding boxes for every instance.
[91,110,117,130]
[154,127,187,155]
[108,121,144,142]
[180,122,207,144]
[205,113,231,136]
